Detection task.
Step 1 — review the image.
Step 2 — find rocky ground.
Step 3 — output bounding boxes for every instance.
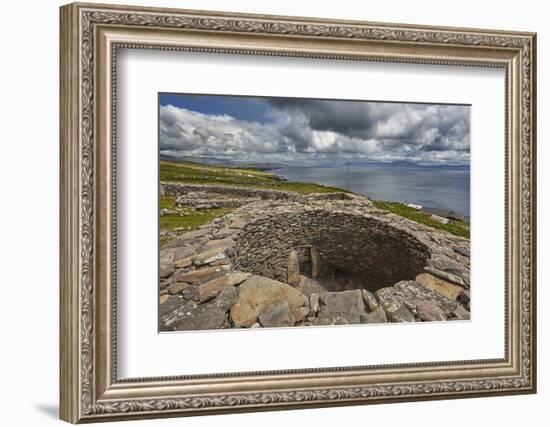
[159,183,471,331]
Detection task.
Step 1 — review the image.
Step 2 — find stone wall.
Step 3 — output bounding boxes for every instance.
[161,182,355,202]
[233,210,431,291]
[159,195,470,331]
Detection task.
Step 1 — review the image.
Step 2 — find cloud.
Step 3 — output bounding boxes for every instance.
[159,99,470,165]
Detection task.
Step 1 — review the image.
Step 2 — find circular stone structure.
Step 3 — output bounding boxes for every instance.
[233,210,431,292]
[159,183,471,331]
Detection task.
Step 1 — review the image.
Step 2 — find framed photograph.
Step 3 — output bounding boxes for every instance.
[60,2,537,423]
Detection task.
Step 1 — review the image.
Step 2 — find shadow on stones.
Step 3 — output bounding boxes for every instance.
[233,211,431,294]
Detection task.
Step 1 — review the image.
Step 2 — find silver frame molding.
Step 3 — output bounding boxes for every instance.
[60,2,537,423]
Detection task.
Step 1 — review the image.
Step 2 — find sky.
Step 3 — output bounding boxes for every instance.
[159,93,470,166]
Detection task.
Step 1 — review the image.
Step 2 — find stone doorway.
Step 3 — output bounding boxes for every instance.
[234,210,432,294]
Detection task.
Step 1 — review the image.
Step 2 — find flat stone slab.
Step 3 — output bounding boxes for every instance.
[192,246,232,266]
[376,280,461,321]
[311,313,351,326]
[174,256,193,269]
[226,271,251,286]
[163,300,229,331]
[296,275,327,297]
[198,238,235,253]
[159,294,185,319]
[197,276,229,303]
[415,272,464,300]
[159,249,176,278]
[162,228,212,249]
[360,307,388,324]
[319,290,366,316]
[316,290,367,324]
[361,289,380,312]
[386,304,416,322]
[230,275,309,327]
[453,304,471,320]
[166,282,189,295]
[258,300,295,328]
[424,267,469,288]
[176,265,230,284]
[414,299,447,321]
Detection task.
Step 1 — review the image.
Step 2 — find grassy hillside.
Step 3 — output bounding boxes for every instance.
[373,201,470,239]
[160,160,345,194]
[160,195,233,233]
[159,160,469,240]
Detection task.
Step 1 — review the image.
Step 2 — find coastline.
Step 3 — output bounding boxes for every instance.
[274,164,470,220]
[159,159,469,239]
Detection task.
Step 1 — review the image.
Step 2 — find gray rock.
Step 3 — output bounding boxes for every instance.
[166,282,189,295]
[414,299,448,321]
[196,275,231,303]
[197,238,235,253]
[361,289,380,312]
[163,228,212,248]
[226,271,251,286]
[386,304,416,322]
[458,289,471,310]
[192,246,231,266]
[174,245,196,259]
[318,290,366,324]
[159,294,184,319]
[174,257,192,269]
[453,246,470,258]
[312,313,350,326]
[258,300,296,327]
[214,285,239,311]
[453,304,471,320]
[171,302,229,331]
[415,272,464,300]
[296,275,326,297]
[310,247,321,279]
[319,290,366,315]
[309,293,320,315]
[360,307,388,324]
[229,218,248,229]
[287,249,300,286]
[176,265,230,284]
[159,249,176,278]
[181,284,198,301]
[426,254,470,287]
[160,264,175,279]
[424,266,467,288]
[230,275,309,327]
[376,281,458,320]
[293,306,310,323]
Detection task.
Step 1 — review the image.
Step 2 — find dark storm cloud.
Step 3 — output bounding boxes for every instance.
[159,97,470,165]
[268,98,470,154]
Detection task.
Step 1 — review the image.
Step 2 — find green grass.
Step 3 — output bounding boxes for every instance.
[159,195,176,209]
[160,208,234,232]
[159,195,233,233]
[373,201,470,239]
[160,161,469,239]
[160,161,345,194]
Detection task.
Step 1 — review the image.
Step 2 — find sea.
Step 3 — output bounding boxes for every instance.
[277,165,470,217]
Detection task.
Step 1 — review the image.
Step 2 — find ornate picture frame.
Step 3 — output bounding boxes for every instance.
[60,2,536,423]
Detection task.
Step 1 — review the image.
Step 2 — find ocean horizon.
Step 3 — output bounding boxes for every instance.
[277,164,470,217]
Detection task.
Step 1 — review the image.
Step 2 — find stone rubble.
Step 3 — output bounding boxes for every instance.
[159,183,470,331]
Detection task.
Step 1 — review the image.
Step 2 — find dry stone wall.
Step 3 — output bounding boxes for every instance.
[159,188,471,331]
[233,211,431,291]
